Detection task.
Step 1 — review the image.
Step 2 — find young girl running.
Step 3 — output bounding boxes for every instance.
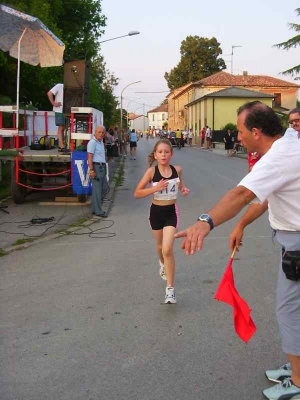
[134,139,189,304]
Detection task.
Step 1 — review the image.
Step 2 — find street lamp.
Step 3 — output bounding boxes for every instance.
[120,81,141,134]
[126,97,140,129]
[99,31,140,44]
[231,45,242,74]
[131,106,143,130]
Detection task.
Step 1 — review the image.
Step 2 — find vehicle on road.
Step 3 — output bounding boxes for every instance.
[167,131,185,148]
[167,131,177,146]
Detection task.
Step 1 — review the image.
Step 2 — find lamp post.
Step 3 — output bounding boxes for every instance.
[131,106,143,130]
[99,31,140,44]
[120,81,141,134]
[126,97,140,130]
[231,45,242,74]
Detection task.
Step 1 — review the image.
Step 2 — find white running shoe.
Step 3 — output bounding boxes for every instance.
[165,286,176,304]
[265,362,292,383]
[159,260,167,281]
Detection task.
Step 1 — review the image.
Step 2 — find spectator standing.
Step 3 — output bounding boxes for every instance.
[106,129,115,163]
[288,108,300,138]
[223,129,235,156]
[201,127,206,148]
[87,125,108,218]
[205,126,212,149]
[47,83,66,152]
[121,129,128,157]
[188,129,193,146]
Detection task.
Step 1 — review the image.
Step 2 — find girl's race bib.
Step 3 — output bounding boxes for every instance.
[153,177,180,200]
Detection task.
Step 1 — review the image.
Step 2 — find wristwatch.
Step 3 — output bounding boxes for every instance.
[197,213,214,231]
[90,169,94,172]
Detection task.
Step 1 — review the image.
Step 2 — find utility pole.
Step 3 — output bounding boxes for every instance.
[143,103,145,133]
[231,45,242,74]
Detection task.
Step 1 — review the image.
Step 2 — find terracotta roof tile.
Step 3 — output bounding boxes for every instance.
[195,71,299,88]
[148,104,168,113]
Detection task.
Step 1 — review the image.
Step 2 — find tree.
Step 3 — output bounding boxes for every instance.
[274,7,300,78]
[0,0,117,114]
[164,36,226,90]
[220,122,237,132]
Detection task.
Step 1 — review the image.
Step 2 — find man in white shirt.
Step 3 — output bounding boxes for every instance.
[205,126,212,149]
[47,83,65,152]
[175,102,300,400]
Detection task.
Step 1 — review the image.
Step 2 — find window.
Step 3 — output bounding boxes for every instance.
[274,93,281,106]
[162,113,165,121]
[152,114,155,121]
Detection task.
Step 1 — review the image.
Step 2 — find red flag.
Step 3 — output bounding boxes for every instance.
[214,251,256,343]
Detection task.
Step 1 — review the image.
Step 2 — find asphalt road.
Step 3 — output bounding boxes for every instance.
[0,139,283,400]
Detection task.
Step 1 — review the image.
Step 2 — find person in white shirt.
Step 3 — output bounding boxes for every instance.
[175,101,300,400]
[288,108,300,138]
[205,126,212,149]
[188,129,193,146]
[47,83,65,152]
[284,127,298,139]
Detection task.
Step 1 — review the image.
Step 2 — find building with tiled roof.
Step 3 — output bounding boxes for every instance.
[168,71,299,132]
[185,86,274,131]
[128,114,149,133]
[147,104,168,130]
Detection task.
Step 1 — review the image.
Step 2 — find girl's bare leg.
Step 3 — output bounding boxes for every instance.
[162,226,177,287]
[152,229,164,265]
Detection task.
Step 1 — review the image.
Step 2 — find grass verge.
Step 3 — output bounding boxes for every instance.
[113,162,124,186]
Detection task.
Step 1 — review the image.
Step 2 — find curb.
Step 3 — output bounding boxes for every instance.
[1,158,124,256]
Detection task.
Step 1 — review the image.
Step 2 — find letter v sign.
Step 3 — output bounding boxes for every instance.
[74,160,90,187]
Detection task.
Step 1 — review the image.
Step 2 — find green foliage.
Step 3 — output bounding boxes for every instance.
[274,8,300,78]
[0,0,118,120]
[164,36,226,90]
[220,122,237,132]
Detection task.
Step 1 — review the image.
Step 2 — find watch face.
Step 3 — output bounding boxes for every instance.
[200,214,209,220]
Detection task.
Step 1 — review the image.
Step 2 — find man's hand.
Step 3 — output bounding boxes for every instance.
[53,101,62,107]
[229,224,244,252]
[175,221,210,255]
[89,170,96,179]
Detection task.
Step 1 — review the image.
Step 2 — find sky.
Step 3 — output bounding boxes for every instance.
[100,0,299,114]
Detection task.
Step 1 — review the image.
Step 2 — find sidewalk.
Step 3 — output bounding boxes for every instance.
[211,147,248,160]
[0,156,123,253]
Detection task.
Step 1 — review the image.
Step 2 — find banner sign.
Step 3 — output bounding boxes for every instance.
[72,151,92,195]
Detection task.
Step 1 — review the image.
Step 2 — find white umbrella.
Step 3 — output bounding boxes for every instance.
[0,4,65,128]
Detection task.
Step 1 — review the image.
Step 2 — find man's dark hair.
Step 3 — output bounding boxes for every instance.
[237,101,283,137]
[288,107,300,116]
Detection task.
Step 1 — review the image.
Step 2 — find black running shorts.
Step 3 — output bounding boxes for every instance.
[149,203,178,230]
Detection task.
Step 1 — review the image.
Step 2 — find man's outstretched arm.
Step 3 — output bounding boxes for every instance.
[175,185,256,255]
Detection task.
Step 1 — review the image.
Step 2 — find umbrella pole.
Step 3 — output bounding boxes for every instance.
[16,28,27,131]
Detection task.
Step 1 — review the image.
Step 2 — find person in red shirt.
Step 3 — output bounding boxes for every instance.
[200,127,205,148]
[248,152,261,172]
